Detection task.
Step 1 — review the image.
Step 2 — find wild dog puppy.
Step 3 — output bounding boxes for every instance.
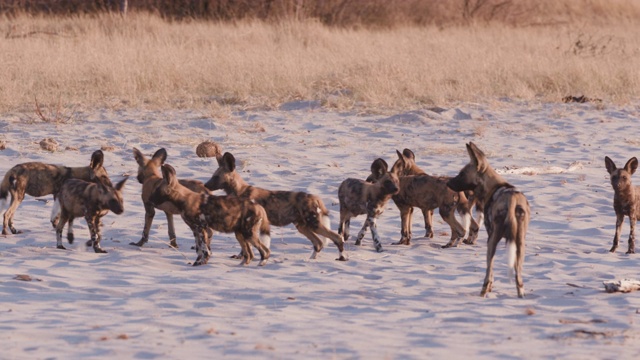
[132,148,211,248]
[150,164,271,266]
[0,150,111,235]
[54,177,127,253]
[605,156,640,254]
[205,152,347,261]
[377,149,480,245]
[447,143,530,298]
[338,159,400,252]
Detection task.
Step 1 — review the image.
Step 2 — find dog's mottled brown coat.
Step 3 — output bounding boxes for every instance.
[204,152,347,261]
[54,176,127,253]
[338,159,400,252]
[0,150,111,235]
[150,164,271,266]
[132,148,210,248]
[605,156,640,254]
[447,143,530,298]
[369,149,479,247]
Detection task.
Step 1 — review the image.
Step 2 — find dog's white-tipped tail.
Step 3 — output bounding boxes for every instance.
[50,198,61,224]
[259,231,271,250]
[507,240,517,281]
[320,214,331,247]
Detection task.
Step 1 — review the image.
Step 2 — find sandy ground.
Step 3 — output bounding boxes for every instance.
[1,100,639,359]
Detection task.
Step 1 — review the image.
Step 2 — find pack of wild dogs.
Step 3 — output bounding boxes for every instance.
[0,142,636,298]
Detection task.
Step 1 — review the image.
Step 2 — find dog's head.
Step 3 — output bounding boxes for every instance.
[133,148,167,184]
[98,177,127,215]
[605,156,638,193]
[205,152,239,193]
[368,158,400,195]
[390,148,421,177]
[447,142,489,193]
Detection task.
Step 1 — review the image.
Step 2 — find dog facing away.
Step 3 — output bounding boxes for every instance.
[132,148,211,248]
[447,143,530,298]
[205,152,347,261]
[338,158,400,252]
[53,177,127,253]
[605,156,640,254]
[0,150,111,235]
[150,164,271,266]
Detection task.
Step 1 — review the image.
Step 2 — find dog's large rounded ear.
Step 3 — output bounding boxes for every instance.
[161,164,178,186]
[90,150,105,169]
[221,152,236,172]
[466,143,487,172]
[152,148,168,165]
[605,156,617,174]
[132,148,147,166]
[624,157,638,175]
[402,148,415,160]
[371,158,388,177]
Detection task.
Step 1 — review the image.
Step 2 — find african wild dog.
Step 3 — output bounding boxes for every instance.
[205,152,347,261]
[369,149,480,246]
[338,158,400,252]
[149,164,271,266]
[53,176,127,253]
[447,142,530,298]
[132,148,211,248]
[605,156,640,254]
[0,150,111,235]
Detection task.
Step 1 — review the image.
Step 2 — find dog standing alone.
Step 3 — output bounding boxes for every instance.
[605,156,640,254]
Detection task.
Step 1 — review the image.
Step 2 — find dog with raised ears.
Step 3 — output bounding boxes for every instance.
[53,176,127,253]
[384,148,481,245]
[0,150,111,235]
[338,158,400,253]
[605,156,640,254]
[132,147,211,248]
[447,143,530,298]
[150,164,271,266]
[205,152,347,261]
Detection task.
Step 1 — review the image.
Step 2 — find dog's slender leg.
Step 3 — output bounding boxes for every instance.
[245,227,270,266]
[355,218,370,246]
[515,238,526,298]
[56,212,69,250]
[441,208,465,248]
[4,189,24,234]
[481,231,501,297]
[611,213,624,253]
[165,212,178,248]
[423,209,434,238]
[368,216,384,253]
[67,218,75,244]
[297,225,324,259]
[393,206,412,245]
[313,221,347,261]
[627,215,636,254]
[87,215,106,253]
[131,202,155,247]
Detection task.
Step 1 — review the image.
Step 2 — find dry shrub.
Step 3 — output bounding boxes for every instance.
[0,6,640,111]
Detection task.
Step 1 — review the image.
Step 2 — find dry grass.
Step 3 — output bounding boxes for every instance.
[1,10,640,111]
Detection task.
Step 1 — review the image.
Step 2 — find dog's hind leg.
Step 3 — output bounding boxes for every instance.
[297,225,324,260]
[3,188,25,235]
[422,209,434,238]
[165,212,178,248]
[481,231,502,297]
[440,208,465,248]
[313,221,348,261]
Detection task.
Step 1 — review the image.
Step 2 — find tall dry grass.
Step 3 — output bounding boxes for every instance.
[1,11,640,112]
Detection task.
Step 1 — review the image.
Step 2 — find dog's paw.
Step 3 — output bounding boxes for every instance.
[56,245,67,250]
[93,247,107,254]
